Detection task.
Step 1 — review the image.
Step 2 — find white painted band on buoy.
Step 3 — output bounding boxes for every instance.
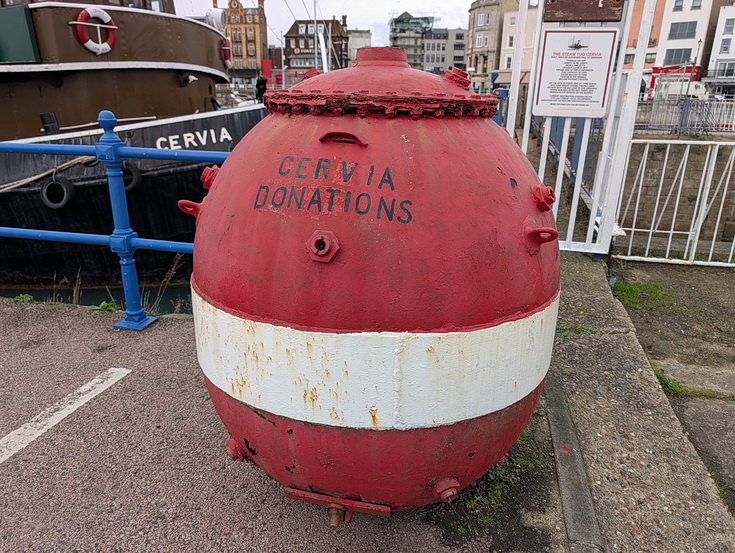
[193,287,558,430]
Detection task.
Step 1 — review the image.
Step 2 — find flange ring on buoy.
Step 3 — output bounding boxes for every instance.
[75,7,118,56]
[40,176,75,209]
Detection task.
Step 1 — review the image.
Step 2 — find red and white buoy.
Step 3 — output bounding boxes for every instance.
[181,47,560,525]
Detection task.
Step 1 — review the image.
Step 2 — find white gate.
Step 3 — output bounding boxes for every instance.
[506,0,657,255]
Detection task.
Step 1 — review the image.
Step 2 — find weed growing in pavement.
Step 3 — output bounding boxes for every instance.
[456,426,544,535]
[708,470,735,516]
[556,326,596,339]
[90,300,120,313]
[652,364,722,398]
[612,280,672,311]
[141,253,185,316]
[12,294,34,303]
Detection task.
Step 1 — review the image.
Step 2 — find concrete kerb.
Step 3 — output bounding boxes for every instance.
[544,371,605,553]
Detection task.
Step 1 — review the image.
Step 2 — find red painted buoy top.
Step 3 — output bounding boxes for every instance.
[264,47,497,119]
[191,46,559,334]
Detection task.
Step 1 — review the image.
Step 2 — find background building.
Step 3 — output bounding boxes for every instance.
[422,28,467,74]
[622,0,667,83]
[389,11,433,70]
[423,28,449,74]
[466,0,503,93]
[704,5,735,97]
[347,29,372,66]
[449,29,468,72]
[224,0,267,84]
[268,44,285,88]
[494,4,558,89]
[283,16,349,83]
[651,0,725,93]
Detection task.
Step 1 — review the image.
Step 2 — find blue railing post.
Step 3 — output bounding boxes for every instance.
[96,110,157,330]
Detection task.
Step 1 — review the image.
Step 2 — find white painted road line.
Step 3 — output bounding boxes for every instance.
[0,367,131,465]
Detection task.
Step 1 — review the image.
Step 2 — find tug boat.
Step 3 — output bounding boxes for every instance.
[0,1,267,285]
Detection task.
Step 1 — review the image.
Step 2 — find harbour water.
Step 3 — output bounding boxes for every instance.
[0,281,192,314]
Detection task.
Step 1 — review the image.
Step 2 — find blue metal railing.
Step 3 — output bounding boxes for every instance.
[0,110,226,330]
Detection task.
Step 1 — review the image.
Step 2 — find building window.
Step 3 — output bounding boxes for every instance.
[691,0,701,9]
[508,36,514,48]
[673,0,683,10]
[726,19,735,34]
[477,13,485,26]
[425,54,429,62]
[308,24,314,34]
[505,56,512,69]
[476,34,483,47]
[247,28,254,41]
[668,21,696,40]
[663,48,692,65]
[248,44,255,56]
[484,35,488,47]
[299,38,305,48]
[442,43,446,51]
[624,54,633,64]
[456,33,464,40]
[441,55,445,63]
[246,14,253,22]
[717,61,735,76]
[645,53,656,63]
[290,38,296,48]
[722,38,732,54]
[318,24,324,34]
[510,16,516,26]
[308,38,314,48]
[454,55,463,62]
[298,24,306,34]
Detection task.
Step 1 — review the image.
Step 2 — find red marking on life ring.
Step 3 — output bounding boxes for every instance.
[75,7,117,56]
[222,38,233,69]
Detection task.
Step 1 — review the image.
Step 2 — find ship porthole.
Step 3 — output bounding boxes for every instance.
[123,162,142,192]
[40,176,75,209]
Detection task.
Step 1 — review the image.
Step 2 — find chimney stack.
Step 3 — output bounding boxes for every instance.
[341,15,347,28]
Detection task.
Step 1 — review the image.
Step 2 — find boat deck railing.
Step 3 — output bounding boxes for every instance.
[0,110,227,330]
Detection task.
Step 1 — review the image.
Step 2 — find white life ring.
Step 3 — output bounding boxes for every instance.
[75,7,118,56]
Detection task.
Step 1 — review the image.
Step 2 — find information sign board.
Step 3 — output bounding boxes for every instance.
[533,29,618,118]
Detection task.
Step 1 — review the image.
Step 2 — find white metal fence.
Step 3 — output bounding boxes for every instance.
[636,99,735,134]
[613,139,735,266]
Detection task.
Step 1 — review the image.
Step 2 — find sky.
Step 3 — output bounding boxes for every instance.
[179,0,471,47]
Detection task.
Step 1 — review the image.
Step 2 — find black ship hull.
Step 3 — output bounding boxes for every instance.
[0,105,268,286]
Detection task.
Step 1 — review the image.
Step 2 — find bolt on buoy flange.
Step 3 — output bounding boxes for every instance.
[433,478,461,503]
[327,505,345,528]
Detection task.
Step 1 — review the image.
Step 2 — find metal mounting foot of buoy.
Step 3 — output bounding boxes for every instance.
[284,487,391,526]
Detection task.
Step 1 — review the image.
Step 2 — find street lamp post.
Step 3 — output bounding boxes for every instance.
[685,38,703,97]
[680,39,703,135]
